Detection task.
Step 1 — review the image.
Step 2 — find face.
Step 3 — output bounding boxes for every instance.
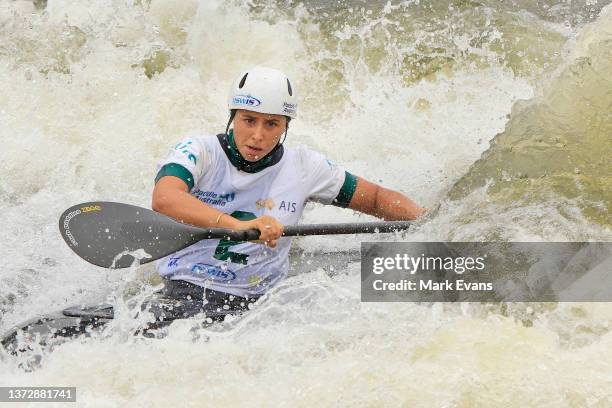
[232,110,287,162]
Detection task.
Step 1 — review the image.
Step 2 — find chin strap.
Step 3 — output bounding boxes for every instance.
[280,124,289,145]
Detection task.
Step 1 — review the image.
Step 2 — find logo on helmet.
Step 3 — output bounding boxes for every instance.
[233,95,261,107]
[282,102,296,115]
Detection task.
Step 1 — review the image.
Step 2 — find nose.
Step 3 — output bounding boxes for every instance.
[251,122,265,142]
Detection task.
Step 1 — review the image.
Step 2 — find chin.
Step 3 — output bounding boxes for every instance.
[239,148,269,162]
[240,151,261,162]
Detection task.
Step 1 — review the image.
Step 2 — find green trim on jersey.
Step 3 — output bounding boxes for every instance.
[213,211,257,264]
[155,163,195,191]
[333,171,358,208]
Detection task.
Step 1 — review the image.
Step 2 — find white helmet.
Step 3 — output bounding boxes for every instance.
[228,66,297,119]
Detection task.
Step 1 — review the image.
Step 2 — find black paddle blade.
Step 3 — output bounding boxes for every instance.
[58,202,206,268]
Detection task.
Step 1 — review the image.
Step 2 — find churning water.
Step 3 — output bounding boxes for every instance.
[1,0,611,406]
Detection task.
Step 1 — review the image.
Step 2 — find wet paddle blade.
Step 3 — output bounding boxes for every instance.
[58,202,208,268]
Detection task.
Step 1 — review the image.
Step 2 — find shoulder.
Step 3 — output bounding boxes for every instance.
[285,145,329,168]
[282,146,344,190]
[159,133,219,174]
[171,133,220,154]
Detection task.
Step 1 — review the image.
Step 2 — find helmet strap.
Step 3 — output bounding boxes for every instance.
[225,109,237,135]
[279,117,290,145]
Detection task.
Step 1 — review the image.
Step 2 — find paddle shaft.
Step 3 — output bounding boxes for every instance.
[219,221,412,241]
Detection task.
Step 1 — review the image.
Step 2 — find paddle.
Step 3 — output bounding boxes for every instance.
[59,202,411,269]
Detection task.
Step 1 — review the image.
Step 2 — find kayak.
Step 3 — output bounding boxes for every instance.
[1,304,113,357]
[1,294,244,366]
[2,250,359,368]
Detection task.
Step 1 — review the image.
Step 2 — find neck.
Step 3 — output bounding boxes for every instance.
[217,130,284,173]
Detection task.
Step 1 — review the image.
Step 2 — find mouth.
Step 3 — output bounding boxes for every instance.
[244,145,263,154]
[243,145,264,158]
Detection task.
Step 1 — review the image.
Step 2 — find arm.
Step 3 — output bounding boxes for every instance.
[152,176,283,246]
[347,177,426,221]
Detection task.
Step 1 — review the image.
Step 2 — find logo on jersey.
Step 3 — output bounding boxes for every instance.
[256,198,275,210]
[232,95,261,107]
[174,140,197,164]
[191,263,236,282]
[257,198,297,212]
[167,257,180,268]
[193,190,235,207]
[278,201,297,212]
[248,275,262,285]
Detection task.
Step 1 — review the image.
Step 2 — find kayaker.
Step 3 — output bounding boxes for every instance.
[151,66,426,316]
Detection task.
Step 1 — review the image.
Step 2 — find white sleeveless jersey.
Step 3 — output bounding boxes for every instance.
[154,134,352,297]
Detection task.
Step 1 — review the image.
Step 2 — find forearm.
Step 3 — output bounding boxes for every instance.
[152,178,283,245]
[348,177,426,221]
[152,185,242,230]
[372,187,425,221]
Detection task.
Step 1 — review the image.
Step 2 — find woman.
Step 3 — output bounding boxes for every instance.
[152,66,426,316]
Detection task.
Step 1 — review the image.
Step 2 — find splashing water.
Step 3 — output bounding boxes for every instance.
[1,0,611,405]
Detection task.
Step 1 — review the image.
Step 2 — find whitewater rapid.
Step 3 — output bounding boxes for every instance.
[1,0,610,406]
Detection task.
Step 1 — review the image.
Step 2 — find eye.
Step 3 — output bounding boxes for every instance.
[245,118,255,124]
